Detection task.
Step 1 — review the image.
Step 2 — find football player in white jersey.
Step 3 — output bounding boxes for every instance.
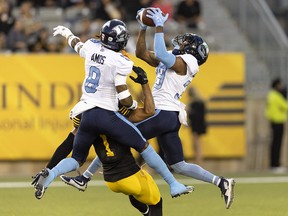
[134,8,235,209]
[34,19,192,200]
[64,9,236,209]
[34,66,164,215]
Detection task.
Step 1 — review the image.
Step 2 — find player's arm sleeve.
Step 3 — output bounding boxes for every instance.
[79,40,93,58]
[114,56,133,85]
[154,32,176,68]
[115,73,128,86]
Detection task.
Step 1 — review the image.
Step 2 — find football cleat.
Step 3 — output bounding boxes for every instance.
[219,178,235,209]
[31,172,41,187]
[60,175,88,192]
[35,183,46,200]
[31,169,49,187]
[170,182,194,198]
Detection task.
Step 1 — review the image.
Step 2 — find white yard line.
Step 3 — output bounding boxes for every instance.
[0,176,288,188]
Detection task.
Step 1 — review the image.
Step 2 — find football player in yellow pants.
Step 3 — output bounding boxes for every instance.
[91,132,162,215]
[107,170,162,215]
[106,170,160,206]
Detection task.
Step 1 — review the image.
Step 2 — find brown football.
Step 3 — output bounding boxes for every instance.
[138,8,166,27]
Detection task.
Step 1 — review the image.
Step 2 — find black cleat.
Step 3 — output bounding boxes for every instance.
[35,184,46,200]
[60,175,88,192]
[31,169,49,188]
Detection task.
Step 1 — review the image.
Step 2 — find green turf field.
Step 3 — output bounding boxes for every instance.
[1,174,288,216]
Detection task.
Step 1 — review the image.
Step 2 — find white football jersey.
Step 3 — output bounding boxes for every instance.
[78,39,133,111]
[152,54,199,111]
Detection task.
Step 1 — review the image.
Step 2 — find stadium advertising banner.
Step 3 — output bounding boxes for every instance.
[0,53,245,160]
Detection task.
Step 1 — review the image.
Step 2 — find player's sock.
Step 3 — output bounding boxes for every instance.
[46,132,74,169]
[40,168,55,188]
[140,145,176,185]
[149,198,163,216]
[129,195,149,215]
[170,161,221,185]
[83,156,102,180]
[43,158,79,188]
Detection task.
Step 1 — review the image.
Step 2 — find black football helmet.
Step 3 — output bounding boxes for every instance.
[100,19,129,52]
[172,33,209,66]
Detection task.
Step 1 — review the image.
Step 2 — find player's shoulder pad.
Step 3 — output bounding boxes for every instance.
[119,50,130,60]
[181,54,198,66]
[120,54,131,62]
[89,38,100,44]
[181,54,199,76]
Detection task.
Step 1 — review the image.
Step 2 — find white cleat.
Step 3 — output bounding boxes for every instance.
[220,178,235,209]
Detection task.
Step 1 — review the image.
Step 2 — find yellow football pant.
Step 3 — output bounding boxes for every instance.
[105,169,161,205]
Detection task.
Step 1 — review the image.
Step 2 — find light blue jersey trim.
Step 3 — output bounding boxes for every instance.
[134,109,161,126]
[155,33,176,68]
[115,111,146,141]
[89,38,100,44]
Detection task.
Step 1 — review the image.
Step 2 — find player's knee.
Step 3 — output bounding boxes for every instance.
[170,161,186,174]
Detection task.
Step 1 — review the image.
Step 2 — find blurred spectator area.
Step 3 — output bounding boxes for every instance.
[1,0,288,53]
[0,0,215,53]
[266,0,288,36]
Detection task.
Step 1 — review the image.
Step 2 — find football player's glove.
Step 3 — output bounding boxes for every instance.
[129,66,148,85]
[53,25,73,39]
[146,8,168,27]
[136,8,147,30]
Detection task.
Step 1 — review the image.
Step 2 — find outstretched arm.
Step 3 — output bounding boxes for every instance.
[135,9,160,67]
[147,8,187,75]
[128,66,155,123]
[53,26,84,54]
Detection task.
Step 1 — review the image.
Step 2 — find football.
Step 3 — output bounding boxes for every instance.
[138,8,166,27]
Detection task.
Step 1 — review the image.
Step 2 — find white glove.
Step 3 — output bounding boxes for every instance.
[53,25,73,39]
[146,8,169,27]
[136,8,147,30]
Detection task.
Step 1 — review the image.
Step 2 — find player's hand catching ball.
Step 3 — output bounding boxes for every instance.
[136,8,148,30]
[146,8,169,27]
[130,66,148,85]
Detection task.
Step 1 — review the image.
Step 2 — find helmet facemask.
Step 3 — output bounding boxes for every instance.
[172,33,209,66]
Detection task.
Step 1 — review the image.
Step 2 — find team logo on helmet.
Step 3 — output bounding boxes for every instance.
[115,25,126,36]
[198,42,209,60]
[100,19,129,51]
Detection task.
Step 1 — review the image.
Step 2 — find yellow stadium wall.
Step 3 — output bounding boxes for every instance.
[0,53,245,160]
